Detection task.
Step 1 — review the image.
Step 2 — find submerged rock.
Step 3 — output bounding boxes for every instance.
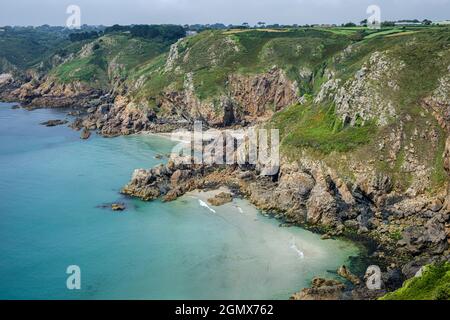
[40,119,68,127]
[111,203,126,211]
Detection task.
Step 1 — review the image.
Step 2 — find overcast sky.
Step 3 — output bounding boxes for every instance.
[1,0,449,26]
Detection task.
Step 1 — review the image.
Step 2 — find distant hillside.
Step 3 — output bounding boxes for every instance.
[0,26,71,74]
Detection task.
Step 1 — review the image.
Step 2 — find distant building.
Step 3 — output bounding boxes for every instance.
[394,22,421,26]
[311,24,335,28]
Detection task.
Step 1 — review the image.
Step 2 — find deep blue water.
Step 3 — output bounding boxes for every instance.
[0,102,359,299]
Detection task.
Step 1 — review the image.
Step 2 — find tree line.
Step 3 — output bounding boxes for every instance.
[69,24,186,42]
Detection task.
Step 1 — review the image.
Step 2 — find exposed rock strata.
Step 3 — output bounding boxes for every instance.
[316,51,403,126]
[150,67,300,127]
[2,77,104,109]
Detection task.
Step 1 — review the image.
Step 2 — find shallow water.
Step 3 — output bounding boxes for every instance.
[0,102,360,299]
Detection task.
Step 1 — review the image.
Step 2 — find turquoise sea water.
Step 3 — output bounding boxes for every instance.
[0,102,360,299]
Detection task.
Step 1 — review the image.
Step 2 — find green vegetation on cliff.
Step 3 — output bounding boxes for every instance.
[271,102,376,154]
[50,34,173,89]
[381,263,450,300]
[130,28,352,103]
[270,27,449,193]
[0,26,71,73]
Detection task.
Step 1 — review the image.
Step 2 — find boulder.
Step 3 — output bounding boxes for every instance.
[207,192,233,206]
[382,269,404,291]
[307,184,338,226]
[80,128,91,140]
[401,257,432,279]
[69,118,84,131]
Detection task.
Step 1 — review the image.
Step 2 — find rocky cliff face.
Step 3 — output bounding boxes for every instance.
[227,67,300,120]
[422,66,450,131]
[0,72,104,109]
[153,67,300,127]
[3,60,300,135]
[316,51,402,126]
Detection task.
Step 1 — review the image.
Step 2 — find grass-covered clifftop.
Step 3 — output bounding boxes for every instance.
[49,34,171,90]
[46,25,185,90]
[127,28,352,103]
[381,262,450,300]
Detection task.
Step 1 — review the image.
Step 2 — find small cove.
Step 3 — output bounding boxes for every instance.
[0,102,361,299]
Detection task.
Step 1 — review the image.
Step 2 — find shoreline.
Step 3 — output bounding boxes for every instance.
[2,104,366,299]
[2,99,449,300]
[0,100,374,299]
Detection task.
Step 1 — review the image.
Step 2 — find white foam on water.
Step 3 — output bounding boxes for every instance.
[198,199,216,213]
[289,237,305,259]
[235,205,244,213]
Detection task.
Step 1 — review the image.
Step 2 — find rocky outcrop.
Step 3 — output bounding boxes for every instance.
[227,67,300,120]
[155,67,300,127]
[316,51,403,126]
[207,192,233,206]
[121,159,222,202]
[7,77,104,109]
[422,66,450,132]
[337,265,361,285]
[290,278,345,300]
[399,213,449,255]
[111,203,126,211]
[0,73,25,100]
[68,95,163,137]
